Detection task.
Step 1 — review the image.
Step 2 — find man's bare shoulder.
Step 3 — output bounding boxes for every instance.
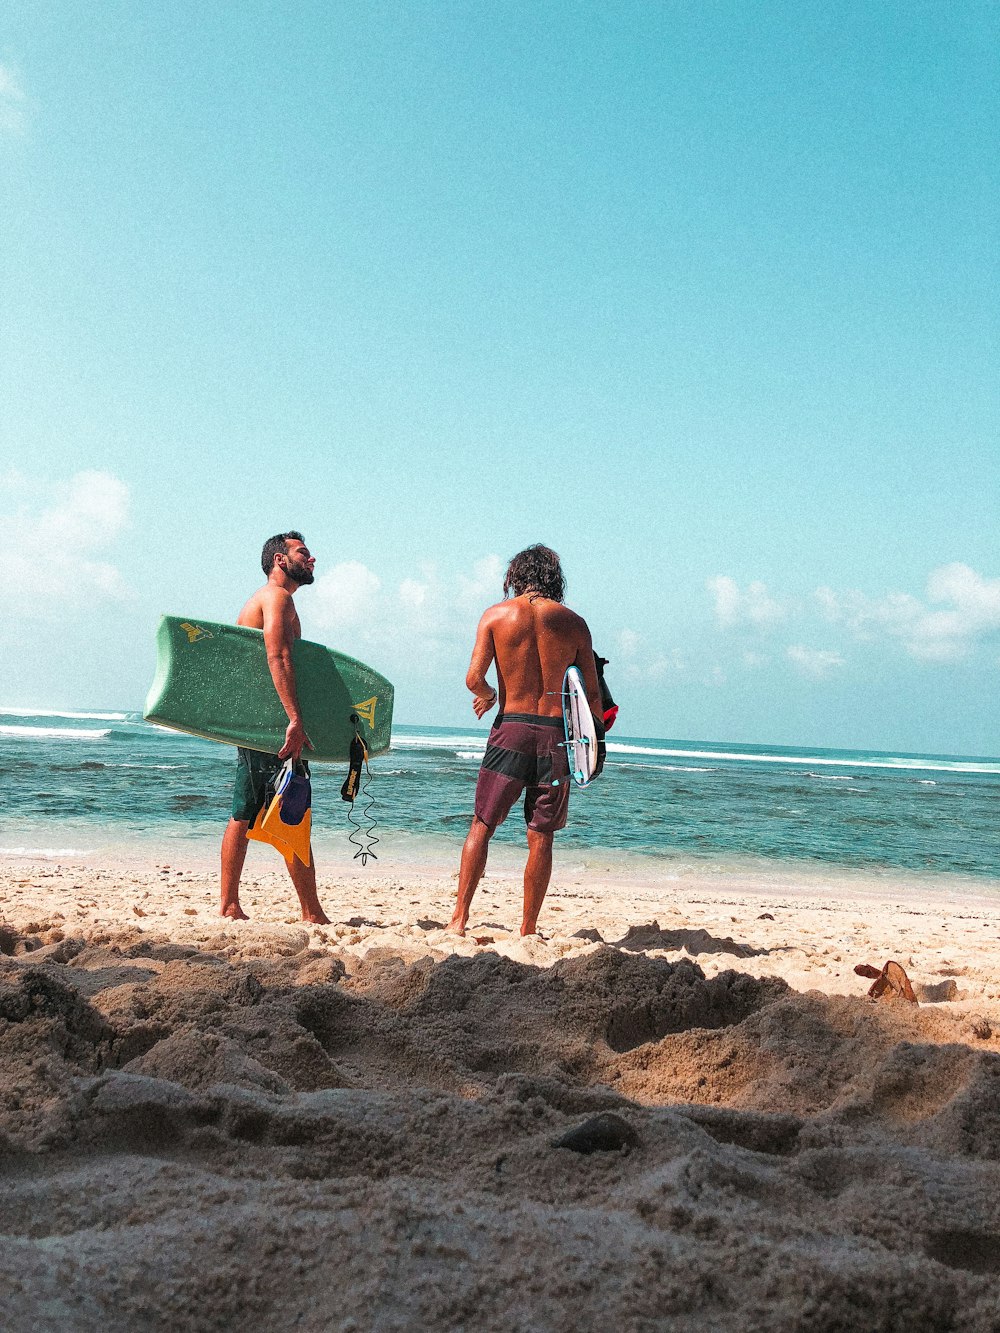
[479,600,513,626]
[237,583,293,628]
[538,601,589,634]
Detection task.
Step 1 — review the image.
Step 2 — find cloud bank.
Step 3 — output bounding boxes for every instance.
[706,563,999,678]
[0,65,29,136]
[707,576,786,629]
[817,564,1000,662]
[1,470,132,614]
[305,555,508,681]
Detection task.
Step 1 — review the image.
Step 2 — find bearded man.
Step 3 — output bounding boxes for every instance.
[219,531,329,924]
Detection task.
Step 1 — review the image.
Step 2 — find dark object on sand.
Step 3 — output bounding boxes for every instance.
[854,960,918,1004]
[594,653,618,730]
[913,978,959,1004]
[554,1112,639,1155]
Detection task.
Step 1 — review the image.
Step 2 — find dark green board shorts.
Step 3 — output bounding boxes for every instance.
[232,748,310,823]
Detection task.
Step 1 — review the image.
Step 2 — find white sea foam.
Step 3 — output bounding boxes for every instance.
[0,707,127,721]
[610,762,712,773]
[0,847,93,858]
[0,725,111,741]
[106,763,185,770]
[605,743,1000,775]
[393,735,488,752]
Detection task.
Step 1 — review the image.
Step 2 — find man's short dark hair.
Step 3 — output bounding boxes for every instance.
[503,544,565,603]
[261,531,305,576]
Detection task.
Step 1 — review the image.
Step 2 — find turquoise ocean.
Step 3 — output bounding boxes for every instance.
[2,708,999,890]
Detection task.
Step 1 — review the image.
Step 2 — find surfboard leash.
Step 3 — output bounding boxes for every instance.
[341,717,379,865]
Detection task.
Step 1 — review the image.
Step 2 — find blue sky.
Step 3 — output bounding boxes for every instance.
[1,1,997,753]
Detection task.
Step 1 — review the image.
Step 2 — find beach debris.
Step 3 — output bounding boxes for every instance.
[473,935,495,946]
[554,1112,639,1155]
[758,913,775,921]
[572,928,604,943]
[132,905,146,917]
[854,960,918,1004]
[615,921,755,958]
[416,918,445,931]
[913,978,959,1004]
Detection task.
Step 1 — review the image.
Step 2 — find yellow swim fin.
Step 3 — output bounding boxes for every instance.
[246,761,312,868]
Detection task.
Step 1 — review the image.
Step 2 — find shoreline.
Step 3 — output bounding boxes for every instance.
[3,848,998,1018]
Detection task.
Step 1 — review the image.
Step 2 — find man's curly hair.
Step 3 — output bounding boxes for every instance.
[503,544,565,603]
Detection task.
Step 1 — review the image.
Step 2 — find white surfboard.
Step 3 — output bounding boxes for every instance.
[562,665,599,787]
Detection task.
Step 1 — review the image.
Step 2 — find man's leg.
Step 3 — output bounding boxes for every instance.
[286,850,330,925]
[448,815,492,936]
[221,818,251,920]
[521,828,554,936]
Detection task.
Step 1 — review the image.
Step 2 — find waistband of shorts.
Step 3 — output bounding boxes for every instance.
[494,712,564,729]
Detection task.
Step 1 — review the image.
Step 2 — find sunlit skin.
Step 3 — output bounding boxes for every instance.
[448,590,603,938]
[220,538,330,925]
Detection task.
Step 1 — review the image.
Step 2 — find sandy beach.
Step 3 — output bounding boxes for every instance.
[3,848,1000,1330]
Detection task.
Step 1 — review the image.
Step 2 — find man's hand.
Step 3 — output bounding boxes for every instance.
[278,716,313,762]
[472,689,497,720]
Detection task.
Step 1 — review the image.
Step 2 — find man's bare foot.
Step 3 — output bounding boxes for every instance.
[446,915,467,937]
[302,909,331,925]
[221,903,249,921]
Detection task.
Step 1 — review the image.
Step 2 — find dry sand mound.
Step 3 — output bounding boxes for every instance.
[2,922,1000,1330]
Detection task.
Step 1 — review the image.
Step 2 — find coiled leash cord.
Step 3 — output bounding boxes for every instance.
[340,717,379,865]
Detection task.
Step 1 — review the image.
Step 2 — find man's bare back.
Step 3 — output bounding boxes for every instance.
[469,595,603,720]
[450,545,605,939]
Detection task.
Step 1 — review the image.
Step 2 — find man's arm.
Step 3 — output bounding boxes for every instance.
[466,610,498,720]
[261,589,311,761]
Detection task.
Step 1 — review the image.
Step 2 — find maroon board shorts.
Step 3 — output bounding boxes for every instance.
[474,713,571,835]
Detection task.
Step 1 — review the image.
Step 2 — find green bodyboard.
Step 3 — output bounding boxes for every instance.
[143,616,393,761]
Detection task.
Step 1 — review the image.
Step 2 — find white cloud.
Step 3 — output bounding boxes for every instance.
[398,577,427,611]
[741,650,769,668]
[817,563,1000,662]
[457,554,504,612]
[614,628,684,681]
[0,65,29,136]
[617,628,641,658]
[787,645,845,679]
[311,561,382,632]
[1,470,131,613]
[305,553,508,680]
[645,651,685,680]
[708,576,786,630]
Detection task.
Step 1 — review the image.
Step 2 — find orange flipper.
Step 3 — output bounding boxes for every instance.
[246,761,312,868]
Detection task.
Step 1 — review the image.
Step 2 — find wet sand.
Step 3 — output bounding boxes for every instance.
[2,851,1000,1330]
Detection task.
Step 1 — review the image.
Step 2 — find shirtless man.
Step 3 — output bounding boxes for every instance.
[448,544,604,938]
[220,531,330,924]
